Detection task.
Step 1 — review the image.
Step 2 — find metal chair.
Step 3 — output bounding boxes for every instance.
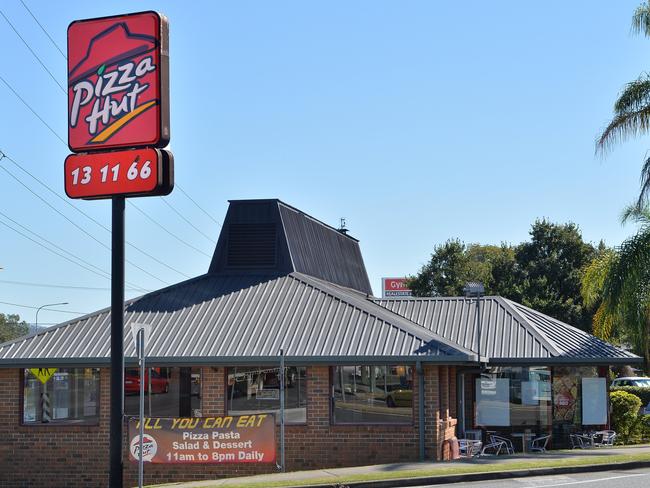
[529,434,551,453]
[480,437,506,456]
[489,434,515,454]
[459,439,482,457]
[570,433,593,449]
[594,430,617,447]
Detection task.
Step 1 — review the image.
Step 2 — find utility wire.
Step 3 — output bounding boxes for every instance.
[161,198,217,244]
[0,9,66,94]
[0,162,170,285]
[176,185,222,227]
[0,76,66,145]
[19,0,66,59]
[0,279,142,292]
[128,201,212,258]
[0,209,110,280]
[0,300,87,315]
[0,213,150,293]
[2,152,191,279]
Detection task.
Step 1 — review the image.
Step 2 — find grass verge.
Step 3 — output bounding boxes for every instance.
[146,451,650,488]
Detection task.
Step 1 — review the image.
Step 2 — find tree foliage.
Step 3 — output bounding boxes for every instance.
[0,313,29,343]
[408,220,595,330]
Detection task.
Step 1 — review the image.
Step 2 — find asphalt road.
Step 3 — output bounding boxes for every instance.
[407,467,650,488]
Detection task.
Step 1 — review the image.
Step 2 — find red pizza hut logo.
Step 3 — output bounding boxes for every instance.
[67,11,169,152]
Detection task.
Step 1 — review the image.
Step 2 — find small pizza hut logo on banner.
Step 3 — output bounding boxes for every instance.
[65,11,172,199]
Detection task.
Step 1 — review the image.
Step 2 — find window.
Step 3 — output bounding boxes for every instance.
[22,368,100,424]
[227,366,306,423]
[332,365,413,424]
[124,367,201,417]
[474,366,552,429]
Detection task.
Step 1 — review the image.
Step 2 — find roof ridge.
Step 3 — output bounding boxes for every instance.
[290,272,476,359]
[496,297,565,356]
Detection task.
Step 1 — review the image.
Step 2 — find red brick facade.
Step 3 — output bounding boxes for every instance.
[0,365,458,487]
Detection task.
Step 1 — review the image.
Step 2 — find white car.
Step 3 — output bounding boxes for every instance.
[611,377,650,415]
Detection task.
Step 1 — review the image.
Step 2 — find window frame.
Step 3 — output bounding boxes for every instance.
[19,367,101,427]
[224,365,308,425]
[330,364,416,426]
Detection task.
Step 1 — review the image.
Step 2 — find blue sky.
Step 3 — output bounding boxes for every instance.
[0,0,648,327]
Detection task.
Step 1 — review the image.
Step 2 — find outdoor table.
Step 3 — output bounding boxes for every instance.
[511,432,536,453]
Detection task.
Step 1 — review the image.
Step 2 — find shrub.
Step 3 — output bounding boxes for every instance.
[610,390,643,444]
[610,386,650,409]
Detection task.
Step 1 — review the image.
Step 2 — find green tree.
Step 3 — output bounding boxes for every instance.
[597,1,650,208]
[585,206,650,373]
[0,313,29,343]
[516,220,596,330]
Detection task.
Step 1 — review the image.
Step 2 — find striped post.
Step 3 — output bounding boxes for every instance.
[41,391,51,423]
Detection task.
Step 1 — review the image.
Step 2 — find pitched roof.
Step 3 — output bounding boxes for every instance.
[208,199,372,294]
[373,296,639,364]
[0,273,475,367]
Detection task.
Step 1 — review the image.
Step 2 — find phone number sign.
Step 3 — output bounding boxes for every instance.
[65,148,173,199]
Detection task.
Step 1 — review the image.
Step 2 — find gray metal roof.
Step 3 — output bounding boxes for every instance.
[208,199,373,295]
[0,273,475,367]
[374,296,640,364]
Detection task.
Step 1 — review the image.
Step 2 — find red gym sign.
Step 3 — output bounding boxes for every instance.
[67,11,169,152]
[65,11,172,200]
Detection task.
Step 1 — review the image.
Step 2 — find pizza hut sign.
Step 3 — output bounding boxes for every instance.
[67,11,169,152]
[65,11,172,200]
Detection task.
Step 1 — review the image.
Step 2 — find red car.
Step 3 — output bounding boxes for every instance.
[124,369,169,395]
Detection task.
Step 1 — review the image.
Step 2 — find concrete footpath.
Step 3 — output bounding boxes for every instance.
[148,445,650,488]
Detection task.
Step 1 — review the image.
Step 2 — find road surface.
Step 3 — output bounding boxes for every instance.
[407,467,650,488]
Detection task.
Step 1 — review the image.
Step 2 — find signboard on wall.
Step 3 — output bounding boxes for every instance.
[381,277,413,298]
[582,378,607,425]
[67,11,169,152]
[475,378,510,426]
[128,415,276,464]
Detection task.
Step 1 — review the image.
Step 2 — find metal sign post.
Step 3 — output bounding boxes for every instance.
[110,196,125,488]
[279,349,285,473]
[137,327,146,488]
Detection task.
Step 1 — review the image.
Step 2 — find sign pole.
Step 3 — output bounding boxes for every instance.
[109,196,125,488]
[138,328,145,488]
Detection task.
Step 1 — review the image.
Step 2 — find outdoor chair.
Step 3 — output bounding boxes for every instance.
[569,433,593,449]
[489,434,515,455]
[458,439,482,458]
[480,437,508,456]
[529,434,551,453]
[594,430,617,447]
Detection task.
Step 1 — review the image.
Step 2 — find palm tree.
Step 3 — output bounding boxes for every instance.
[597,2,650,208]
[582,206,650,373]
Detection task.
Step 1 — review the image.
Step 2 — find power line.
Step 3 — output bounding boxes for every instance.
[0,300,87,315]
[176,185,222,227]
[161,198,217,244]
[19,0,66,59]
[0,76,66,145]
[0,214,150,293]
[0,279,142,292]
[0,163,169,285]
[0,9,66,94]
[2,152,192,280]
[128,201,213,258]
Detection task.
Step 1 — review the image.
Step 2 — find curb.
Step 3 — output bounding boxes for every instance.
[275,460,650,488]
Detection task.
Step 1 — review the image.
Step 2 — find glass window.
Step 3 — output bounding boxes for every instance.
[474,367,552,430]
[227,366,306,424]
[22,368,100,424]
[332,365,413,424]
[125,367,201,417]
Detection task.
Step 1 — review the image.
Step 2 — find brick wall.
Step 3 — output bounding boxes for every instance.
[1,365,458,487]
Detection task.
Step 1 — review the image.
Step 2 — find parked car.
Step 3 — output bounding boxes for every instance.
[611,377,650,388]
[124,369,169,395]
[385,389,412,408]
[611,376,650,415]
